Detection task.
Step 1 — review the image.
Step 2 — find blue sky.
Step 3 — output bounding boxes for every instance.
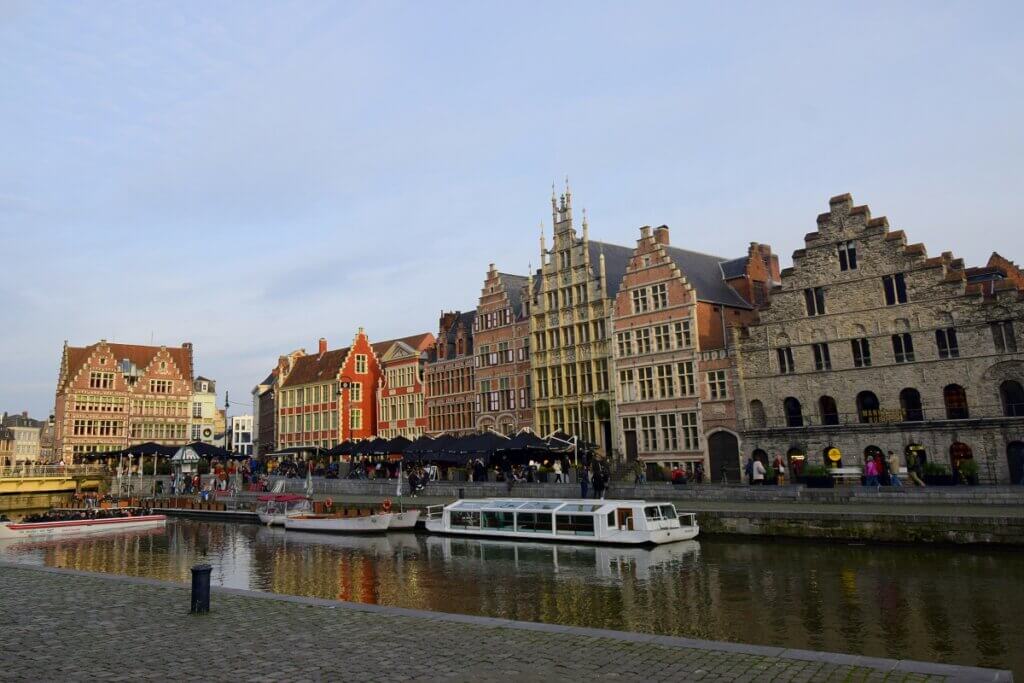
[2,1,1022,418]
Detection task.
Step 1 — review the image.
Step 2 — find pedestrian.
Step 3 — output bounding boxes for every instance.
[864,456,880,490]
[906,451,926,487]
[773,454,786,485]
[593,465,606,499]
[553,459,563,483]
[633,460,645,485]
[744,457,754,485]
[751,458,765,485]
[580,465,590,499]
[887,450,903,489]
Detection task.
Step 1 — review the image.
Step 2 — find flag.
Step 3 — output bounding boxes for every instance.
[396,461,403,497]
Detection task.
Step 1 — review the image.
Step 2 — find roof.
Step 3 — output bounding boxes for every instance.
[371,332,435,356]
[498,273,530,314]
[65,342,193,387]
[444,311,476,345]
[279,347,351,387]
[1,414,45,429]
[589,240,751,308]
[719,257,748,280]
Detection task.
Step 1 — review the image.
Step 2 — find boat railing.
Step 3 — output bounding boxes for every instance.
[425,505,445,521]
[677,512,697,527]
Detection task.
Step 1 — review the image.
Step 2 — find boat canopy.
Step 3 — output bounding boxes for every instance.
[446,499,652,515]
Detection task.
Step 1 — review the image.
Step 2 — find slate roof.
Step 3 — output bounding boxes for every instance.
[498,273,530,314]
[279,347,351,388]
[588,240,751,308]
[64,342,194,389]
[371,332,435,357]
[719,257,748,280]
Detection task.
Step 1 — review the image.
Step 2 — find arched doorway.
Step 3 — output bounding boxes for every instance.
[751,448,768,465]
[864,445,883,465]
[950,441,973,474]
[905,443,928,468]
[708,431,740,484]
[787,447,806,477]
[1008,442,1024,485]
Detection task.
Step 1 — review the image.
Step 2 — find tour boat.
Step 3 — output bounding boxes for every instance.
[388,509,421,530]
[424,498,699,546]
[256,493,312,526]
[284,512,393,534]
[0,512,166,540]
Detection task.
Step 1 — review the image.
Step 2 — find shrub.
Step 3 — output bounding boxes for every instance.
[802,464,831,478]
[923,462,951,476]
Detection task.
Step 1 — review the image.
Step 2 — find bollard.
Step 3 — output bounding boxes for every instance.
[190,563,212,614]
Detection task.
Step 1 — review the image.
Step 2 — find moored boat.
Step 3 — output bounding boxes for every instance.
[0,509,166,540]
[424,498,698,546]
[388,509,421,529]
[284,512,393,534]
[256,494,312,526]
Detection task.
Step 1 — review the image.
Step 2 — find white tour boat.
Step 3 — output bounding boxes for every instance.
[257,494,312,526]
[424,498,698,546]
[284,512,393,534]
[0,511,166,540]
[388,509,421,529]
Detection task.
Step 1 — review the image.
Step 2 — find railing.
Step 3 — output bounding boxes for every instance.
[743,403,1024,431]
[425,505,445,520]
[0,464,108,478]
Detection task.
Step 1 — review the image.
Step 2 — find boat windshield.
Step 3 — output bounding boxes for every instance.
[659,504,676,519]
[450,501,488,510]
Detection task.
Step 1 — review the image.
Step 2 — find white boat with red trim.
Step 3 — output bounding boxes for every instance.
[0,510,166,540]
[284,512,393,534]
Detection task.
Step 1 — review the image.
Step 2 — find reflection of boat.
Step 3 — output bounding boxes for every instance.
[424,535,700,580]
[284,512,393,534]
[256,494,311,526]
[0,513,166,540]
[425,498,699,545]
[388,509,421,529]
[258,526,396,554]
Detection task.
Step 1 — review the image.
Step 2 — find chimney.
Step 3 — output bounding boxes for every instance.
[318,338,328,355]
[654,225,670,246]
[22,411,28,418]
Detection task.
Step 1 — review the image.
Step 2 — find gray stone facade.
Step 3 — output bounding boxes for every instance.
[736,193,1024,483]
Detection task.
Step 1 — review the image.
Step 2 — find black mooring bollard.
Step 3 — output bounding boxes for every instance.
[190,563,212,614]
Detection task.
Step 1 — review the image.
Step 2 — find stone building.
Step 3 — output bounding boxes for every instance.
[0,425,13,467]
[531,186,614,451]
[251,369,277,455]
[611,226,777,480]
[1,412,44,463]
[189,376,224,445]
[425,311,476,436]
[736,193,1024,483]
[475,264,534,434]
[54,340,194,462]
[376,333,435,439]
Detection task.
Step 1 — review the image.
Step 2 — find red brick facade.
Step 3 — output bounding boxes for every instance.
[425,311,476,435]
[376,333,435,438]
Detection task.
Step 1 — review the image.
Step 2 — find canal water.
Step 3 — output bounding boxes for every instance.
[1,519,1021,676]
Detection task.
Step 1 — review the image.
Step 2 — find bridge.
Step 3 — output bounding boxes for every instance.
[0,465,108,495]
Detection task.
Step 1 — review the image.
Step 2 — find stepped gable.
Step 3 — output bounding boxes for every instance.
[498,273,530,315]
[60,341,193,392]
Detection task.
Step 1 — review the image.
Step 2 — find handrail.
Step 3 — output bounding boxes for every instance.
[0,465,108,478]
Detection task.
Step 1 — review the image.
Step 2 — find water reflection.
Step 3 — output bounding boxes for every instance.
[1,520,1021,677]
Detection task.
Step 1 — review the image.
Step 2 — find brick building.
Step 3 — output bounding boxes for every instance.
[425,311,476,436]
[475,264,534,434]
[736,193,1024,483]
[376,333,436,439]
[252,369,277,455]
[611,225,777,479]
[54,340,194,462]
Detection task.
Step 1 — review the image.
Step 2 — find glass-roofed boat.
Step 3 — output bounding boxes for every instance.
[424,498,698,545]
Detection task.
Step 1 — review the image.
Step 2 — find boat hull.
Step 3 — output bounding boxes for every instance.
[423,521,699,546]
[388,510,421,529]
[285,513,393,534]
[0,515,167,540]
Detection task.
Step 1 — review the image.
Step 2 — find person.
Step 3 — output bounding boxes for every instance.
[580,465,590,499]
[751,458,765,485]
[553,459,563,483]
[773,454,786,485]
[887,451,903,489]
[592,464,606,499]
[875,451,890,487]
[633,460,646,485]
[408,469,420,497]
[693,462,704,484]
[671,466,686,486]
[864,456,879,490]
[906,451,926,487]
[744,457,754,485]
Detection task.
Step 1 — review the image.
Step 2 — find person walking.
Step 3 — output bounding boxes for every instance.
[906,451,926,487]
[579,465,590,499]
[593,464,607,500]
[553,459,563,483]
[633,460,645,485]
[744,457,755,486]
[864,456,880,490]
[773,454,786,485]
[751,458,765,485]
[887,450,903,489]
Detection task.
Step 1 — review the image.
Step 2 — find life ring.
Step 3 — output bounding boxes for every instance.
[324,498,333,509]
[381,498,392,513]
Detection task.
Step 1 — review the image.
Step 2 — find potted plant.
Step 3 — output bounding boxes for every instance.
[537,466,552,483]
[801,464,835,488]
[923,462,955,486]
[957,459,980,485]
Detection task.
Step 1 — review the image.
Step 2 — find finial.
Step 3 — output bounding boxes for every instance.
[582,208,588,241]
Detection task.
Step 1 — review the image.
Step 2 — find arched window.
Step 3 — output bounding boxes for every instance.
[900,388,923,422]
[784,397,803,427]
[748,400,766,428]
[818,396,839,425]
[1000,380,1024,417]
[944,384,969,419]
[856,391,880,423]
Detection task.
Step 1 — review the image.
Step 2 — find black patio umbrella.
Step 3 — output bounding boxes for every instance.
[367,437,392,456]
[186,441,247,460]
[351,440,375,457]
[125,442,178,457]
[504,431,551,451]
[385,435,413,454]
[403,435,435,457]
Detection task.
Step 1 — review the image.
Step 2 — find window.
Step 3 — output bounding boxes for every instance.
[89,372,114,389]
[192,402,202,418]
[900,388,923,422]
[636,328,652,354]
[639,415,657,451]
[784,397,803,427]
[679,412,699,449]
[618,369,635,402]
[631,288,649,313]
[516,512,552,533]
[804,287,826,316]
[654,325,671,351]
[676,362,695,396]
[856,391,881,424]
[191,425,201,441]
[838,240,858,271]
[660,414,678,450]
[818,396,839,425]
[657,364,674,397]
[935,328,959,359]
[674,320,692,348]
[777,347,796,374]
[638,367,655,400]
[483,511,515,530]
[450,510,481,529]
[944,384,969,420]
[350,409,363,429]
[355,354,368,374]
[1000,380,1024,417]
[851,338,871,367]
[555,515,595,536]
[150,380,173,393]
[349,382,362,402]
[812,343,832,371]
[892,333,915,363]
[991,321,1018,353]
[616,332,633,357]
[707,370,727,399]
[651,283,668,310]
[883,273,908,305]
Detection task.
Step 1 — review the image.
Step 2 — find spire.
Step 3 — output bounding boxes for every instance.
[539,221,546,255]
[581,207,588,242]
[564,175,571,209]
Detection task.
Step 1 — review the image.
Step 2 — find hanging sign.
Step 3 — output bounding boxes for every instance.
[827,447,842,462]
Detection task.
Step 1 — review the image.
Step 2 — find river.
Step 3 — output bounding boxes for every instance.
[1,519,1021,676]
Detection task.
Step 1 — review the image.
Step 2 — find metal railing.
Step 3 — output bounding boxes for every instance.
[0,464,108,478]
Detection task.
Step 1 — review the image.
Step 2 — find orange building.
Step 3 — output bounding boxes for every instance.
[376,333,436,439]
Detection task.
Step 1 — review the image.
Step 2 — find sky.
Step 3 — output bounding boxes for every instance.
[2,1,1022,419]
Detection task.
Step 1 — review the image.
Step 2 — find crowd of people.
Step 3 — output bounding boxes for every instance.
[19,507,154,524]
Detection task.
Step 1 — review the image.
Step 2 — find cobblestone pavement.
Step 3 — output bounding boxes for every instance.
[0,564,1009,682]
